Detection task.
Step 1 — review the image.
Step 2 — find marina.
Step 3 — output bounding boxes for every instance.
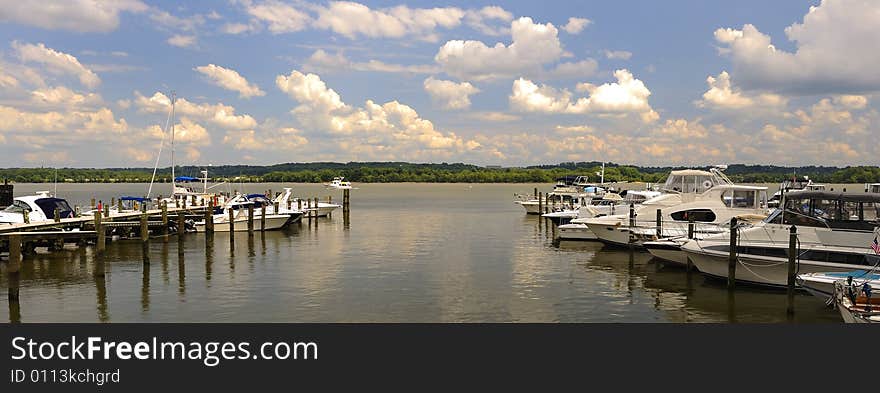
[2,181,871,323]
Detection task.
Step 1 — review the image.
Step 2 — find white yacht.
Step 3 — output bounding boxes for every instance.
[272,188,341,217]
[767,176,825,208]
[516,176,604,214]
[681,191,880,287]
[193,194,300,232]
[0,192,75,224]
[582,168,765,247]
[556,190,661,240]
[325,177,353,190]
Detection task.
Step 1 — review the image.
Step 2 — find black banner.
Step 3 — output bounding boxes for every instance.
[0,324,856,391]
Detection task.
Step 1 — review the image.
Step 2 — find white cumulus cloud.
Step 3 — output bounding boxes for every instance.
[194,64,266,99]
[423,77,480,110]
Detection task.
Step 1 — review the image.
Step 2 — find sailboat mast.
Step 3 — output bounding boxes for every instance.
[170,91,176,195]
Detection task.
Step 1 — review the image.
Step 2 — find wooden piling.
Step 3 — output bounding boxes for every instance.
[22,209,28,224]
[314,197,319,217]
[94,211,105,254]
[7,234,21,274]
[103,203,110,218]
[686,217,695,273]
[205,202,214,234]
[538,192,543,214]
[295,199,300,211]
[140,210,149,242]
[728,217,738,290]
[117,198,123,212]
[629,203,635,227]
[533,187,538,199]
[343,188,350,212]
[228,206,236,234]
[287,198,292,212]
[786,225,798,315]
[655,209,662,239]
[247,204,254,234]
[177,211,185,235]
[260,206,266,232]
[161,202,169,242]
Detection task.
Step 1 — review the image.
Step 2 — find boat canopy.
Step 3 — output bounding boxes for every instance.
[120,196,150,202]
[33,197,74,218]
[769,190,880,229]
[175,176,199,182]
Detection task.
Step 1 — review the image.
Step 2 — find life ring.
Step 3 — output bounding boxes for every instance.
[702,180,713,189]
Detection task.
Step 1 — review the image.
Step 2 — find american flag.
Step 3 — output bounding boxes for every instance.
[873,228,880,255]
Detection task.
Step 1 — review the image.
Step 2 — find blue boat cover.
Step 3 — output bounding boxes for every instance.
[120,196,150,202]
[823,270,880,280]
[175,176,199,182]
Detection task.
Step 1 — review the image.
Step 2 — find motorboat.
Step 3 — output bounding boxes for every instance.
[767,176,825,208]
[556,190,661,240]
[193,194,300,232]
[832,279,879,323]
[272,188,340,217]
[681,191,880,287]
[583,178,768,247]
[325,177,353,190]
[798,270,880,300]
[0,191,75,224]
[81,196,153,217]
[516,175,604,214]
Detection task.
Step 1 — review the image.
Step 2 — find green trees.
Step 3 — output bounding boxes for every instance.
[0,163,877,183]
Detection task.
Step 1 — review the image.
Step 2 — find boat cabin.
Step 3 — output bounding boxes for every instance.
[660,169,731,194]
[765,191,880,230]
[0,192,74,223]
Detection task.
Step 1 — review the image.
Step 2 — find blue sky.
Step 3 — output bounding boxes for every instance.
[0,0,876,168]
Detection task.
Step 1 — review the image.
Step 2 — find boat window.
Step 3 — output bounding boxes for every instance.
[720,190,733,207]
[670,209,716,222]
[3,200,32,213]
[811,199,838,220]
[759,191,768,209]
[840,201,861,221]
[864,202,879,223]
[732,190,756,208]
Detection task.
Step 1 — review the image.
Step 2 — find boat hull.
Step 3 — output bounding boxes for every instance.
[557,223,597,240]
[644,241,688,266]
[684,247,865,287]
[194,214,295,232]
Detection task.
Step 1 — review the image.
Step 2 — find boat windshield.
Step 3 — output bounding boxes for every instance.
[767,194,880,229]
[662,174,717,193]
[3,200,32,213]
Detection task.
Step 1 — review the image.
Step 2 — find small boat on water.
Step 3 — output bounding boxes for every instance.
[324,177,353,190]
[193,194,301,232]
[0,191,75,224]
[272,188,341,217]
[831,279,879,323]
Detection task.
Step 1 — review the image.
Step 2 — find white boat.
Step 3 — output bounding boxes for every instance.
[193,194,301,232]
[584,179,768,247]
[681,191,880,287]
[555,191,661,240]
[272,188,341,217]
[324,177,353,190]
[0,192,75,224]
[767,176,825,208]
[798,270,880,300]
[868,183,880,194]
[832,279,879,323]
[516,175,604,214]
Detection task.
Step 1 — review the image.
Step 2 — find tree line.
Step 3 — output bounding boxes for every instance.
[1,162,878,183]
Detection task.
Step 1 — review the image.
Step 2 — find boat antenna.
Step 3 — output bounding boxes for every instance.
[170,91,177,196]
[147,95,174,198]
[53,168,57,196]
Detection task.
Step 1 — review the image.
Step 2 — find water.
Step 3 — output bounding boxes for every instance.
[0,182,851,323]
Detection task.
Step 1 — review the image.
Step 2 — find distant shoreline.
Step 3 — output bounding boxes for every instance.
[1,162,878,184]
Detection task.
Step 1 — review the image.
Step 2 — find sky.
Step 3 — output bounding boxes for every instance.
[0,0,877,168]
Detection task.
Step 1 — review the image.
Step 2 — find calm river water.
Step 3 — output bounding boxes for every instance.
[2,182,861,323]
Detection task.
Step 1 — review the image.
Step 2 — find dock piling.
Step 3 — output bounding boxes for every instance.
[538,192,543,215]
[177,211,185,236]
[94,211,105,254]
[260,206,266,232]
[655,209,662,239]
[205,201,214,234]
[686,217,695,273]
[54,208,60,223]
[247,204,254,235]
[7,234,22,274]
[161,202,169,242]
[786,225,798,315]
[629,203,635,227]
[728,217,738,290]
